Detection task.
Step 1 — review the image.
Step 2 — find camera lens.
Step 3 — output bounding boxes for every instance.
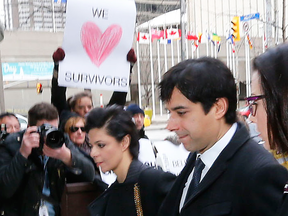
[46,130,64,149]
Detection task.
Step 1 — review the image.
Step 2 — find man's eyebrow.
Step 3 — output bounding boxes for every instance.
[171,106,187,111]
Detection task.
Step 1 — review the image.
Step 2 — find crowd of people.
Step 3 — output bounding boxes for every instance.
[0,42,288,216]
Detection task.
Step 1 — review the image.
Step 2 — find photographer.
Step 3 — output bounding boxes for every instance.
[0,102,95,216]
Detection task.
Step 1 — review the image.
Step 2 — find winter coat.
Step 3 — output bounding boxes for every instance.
[0,130,95,216]
[88,160,176,216]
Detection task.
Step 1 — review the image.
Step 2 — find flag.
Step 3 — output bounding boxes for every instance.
[54,0,67,3]
[226,34,235,53]
[264,34,268,49]
[137,32,150,44]
[247,34,253,49]
[198,33,202,43]
[212,33,221,43]
[151,29,164,41]
[217,42,221,52]
[226,34,234,44]
[166,28,180,40]
[192,40,198,52]
[186,32,198,40]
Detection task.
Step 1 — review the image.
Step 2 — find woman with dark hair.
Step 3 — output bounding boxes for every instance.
[247,43,288,216]
[86,105,175,216]
[247,43,288,168]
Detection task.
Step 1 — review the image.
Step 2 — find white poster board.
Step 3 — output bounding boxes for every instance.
[154,141,190,176]
[59,0,136,92]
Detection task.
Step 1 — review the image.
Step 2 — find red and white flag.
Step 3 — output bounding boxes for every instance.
[151,29,164,41]
[137,32,150,44]
[166,28,180,40]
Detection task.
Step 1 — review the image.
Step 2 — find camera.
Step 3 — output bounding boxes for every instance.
[0,124,8,144]
[36,123,65,154]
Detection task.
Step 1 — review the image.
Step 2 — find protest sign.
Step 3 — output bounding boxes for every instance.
[59,0,136,92]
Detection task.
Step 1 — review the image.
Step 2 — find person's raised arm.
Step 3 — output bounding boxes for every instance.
[107,48,137,106]
[51,48,68,116]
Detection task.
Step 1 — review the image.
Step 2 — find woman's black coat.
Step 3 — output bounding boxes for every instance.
[88,160,176,216]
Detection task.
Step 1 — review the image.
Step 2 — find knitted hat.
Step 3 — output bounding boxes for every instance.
[126,104,144,116]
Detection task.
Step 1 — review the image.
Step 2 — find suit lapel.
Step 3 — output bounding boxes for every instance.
[183,122,250,208]
[160,153,197,215]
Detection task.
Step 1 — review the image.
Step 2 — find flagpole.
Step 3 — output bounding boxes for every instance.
[191,41,194,59]
[226,32,229,67]
[148,24,156,119]
[214,43,217,59]
[185,38,189,59]
[51,0,56,32]
[229,43,232,71]
[171,38,175,66]
[177,39,180,63]
[163,26,168,72]
[206,31,209,56]
[232,50,236,78]
[245,34,251,97]
[136,37,142,109]
[157,39,163,116]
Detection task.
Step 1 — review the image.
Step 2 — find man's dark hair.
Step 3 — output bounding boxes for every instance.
[253,43,288,153]
[159,57,237,124]
[0,112,19,124]
[85,105,139,159]
[28,102,59,126]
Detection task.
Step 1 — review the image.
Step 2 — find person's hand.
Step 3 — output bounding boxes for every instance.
[52,47,65,63]
[127,48,137,65]
[43,143,72,166]
[19,126,39,158]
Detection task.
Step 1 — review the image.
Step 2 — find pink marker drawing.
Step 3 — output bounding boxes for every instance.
[81,22,122,67]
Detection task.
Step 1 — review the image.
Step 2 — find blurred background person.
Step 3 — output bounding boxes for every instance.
[0,112,20,134]
[64,116,90,154]
[86,105,175,216]
[126,103,148,139]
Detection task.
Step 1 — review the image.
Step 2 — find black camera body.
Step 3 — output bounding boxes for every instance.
[35,123,65,154]
[0,124,9,144]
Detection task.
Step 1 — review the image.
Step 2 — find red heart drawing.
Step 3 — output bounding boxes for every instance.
[81,22,122,67]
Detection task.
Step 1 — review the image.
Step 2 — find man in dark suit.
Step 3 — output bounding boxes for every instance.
[157,57,288,216]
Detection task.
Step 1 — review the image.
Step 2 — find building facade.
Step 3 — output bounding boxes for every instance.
[3,0,179,31]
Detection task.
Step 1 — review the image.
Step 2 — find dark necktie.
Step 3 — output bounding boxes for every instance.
[185,157,205,203]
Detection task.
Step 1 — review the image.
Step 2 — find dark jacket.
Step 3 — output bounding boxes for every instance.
[158,122,288,216]
[88,160,176,216]
[139,127,148,139]
[0,130,95,216]
[277,183,288,216]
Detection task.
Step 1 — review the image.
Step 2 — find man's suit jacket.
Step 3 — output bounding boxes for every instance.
[277,183,288,216]
[158,123,288,216]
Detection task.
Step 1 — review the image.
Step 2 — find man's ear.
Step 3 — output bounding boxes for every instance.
[214,98,229,120]
[121,135,131,152]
